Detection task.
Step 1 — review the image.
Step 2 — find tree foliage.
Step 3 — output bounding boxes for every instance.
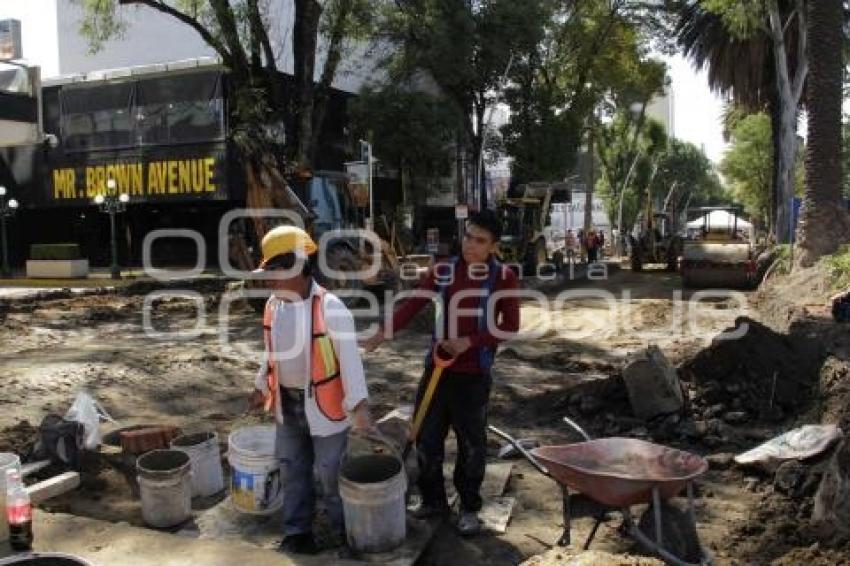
[383,0,552,206]
[720,113,773,226]
[501,1,665,185]
[75,0,373,167]
[596,111,668,233]
[651,138,728,213]
[348,86,462,201]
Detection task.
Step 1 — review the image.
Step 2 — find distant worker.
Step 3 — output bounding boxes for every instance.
[586,230,599,263]
[597,230,606,260]
[248,225,374,555]
[363,210,520,536]
[565,229,577,265]
[577,229,587,263]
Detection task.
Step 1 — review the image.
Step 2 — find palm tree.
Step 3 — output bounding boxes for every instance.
[795,0,850,265]
[676,1,803,240]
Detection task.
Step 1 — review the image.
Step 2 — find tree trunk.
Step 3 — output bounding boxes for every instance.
[768,97,781,236]
[228,152,310,272]
[584,130,593,233]
[767,0,807,244]
[473,100,486,209]
[796,0,850,266]
[292,0,323,168]
[308,0,354,164]
[775,103,797,243]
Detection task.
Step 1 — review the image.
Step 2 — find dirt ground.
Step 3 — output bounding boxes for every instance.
[1,263,849,564]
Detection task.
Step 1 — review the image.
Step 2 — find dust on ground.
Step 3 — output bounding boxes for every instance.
[1,263,849,564]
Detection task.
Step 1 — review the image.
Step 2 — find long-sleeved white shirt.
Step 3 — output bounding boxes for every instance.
[255,281,369,437]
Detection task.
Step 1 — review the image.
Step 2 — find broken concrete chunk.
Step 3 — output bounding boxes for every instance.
[813,439,850,536]
[621,345,684,420]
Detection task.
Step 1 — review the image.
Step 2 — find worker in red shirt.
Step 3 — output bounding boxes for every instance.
[363,210,520,536]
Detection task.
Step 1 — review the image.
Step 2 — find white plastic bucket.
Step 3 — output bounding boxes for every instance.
[137,449,192,528]
[171,431,224,498]
[227,426,282,515]
[0,453,21,543]
[339,453,407,553]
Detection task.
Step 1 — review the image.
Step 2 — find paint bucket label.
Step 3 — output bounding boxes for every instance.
[231,468,281,513]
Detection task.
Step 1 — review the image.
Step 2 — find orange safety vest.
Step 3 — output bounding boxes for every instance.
[262,286,346,421]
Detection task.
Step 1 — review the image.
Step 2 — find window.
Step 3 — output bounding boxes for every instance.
[136,72,224,145]
[61,82,134,151]
[58,71,225,152]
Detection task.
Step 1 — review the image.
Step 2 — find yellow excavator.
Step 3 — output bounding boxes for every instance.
[497,182,570,274]
[628,187,683,272]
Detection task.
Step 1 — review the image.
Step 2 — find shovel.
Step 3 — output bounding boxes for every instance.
[402,346,457,459]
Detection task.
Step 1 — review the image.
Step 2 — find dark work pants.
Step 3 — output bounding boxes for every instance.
[414,368,491,513]
[275,388,348,537]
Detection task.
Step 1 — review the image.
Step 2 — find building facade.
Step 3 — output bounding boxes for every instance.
[0,0,377,270]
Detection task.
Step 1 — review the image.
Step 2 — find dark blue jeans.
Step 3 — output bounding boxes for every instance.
[275,388,348,537]
[414,369,491,513]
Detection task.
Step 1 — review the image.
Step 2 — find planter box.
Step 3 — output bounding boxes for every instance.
[26,259,89,279]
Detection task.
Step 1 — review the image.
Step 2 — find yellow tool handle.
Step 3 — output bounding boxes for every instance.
[409,366,444,443]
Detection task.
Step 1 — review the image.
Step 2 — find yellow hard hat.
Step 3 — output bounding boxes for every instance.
[259,225,317,267]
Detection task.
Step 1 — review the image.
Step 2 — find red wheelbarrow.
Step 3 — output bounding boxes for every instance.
[489,417,710,566]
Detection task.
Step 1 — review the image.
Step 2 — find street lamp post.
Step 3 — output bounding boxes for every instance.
[94,179,129,279]
[359,140,374,232]
[0,186,20,278]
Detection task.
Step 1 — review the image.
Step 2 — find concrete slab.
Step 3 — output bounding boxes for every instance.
[479,496,516,534]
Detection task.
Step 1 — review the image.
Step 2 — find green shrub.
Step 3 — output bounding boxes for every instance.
[772,244,792,276]
[30,243,82,261]
[824,245,850,289]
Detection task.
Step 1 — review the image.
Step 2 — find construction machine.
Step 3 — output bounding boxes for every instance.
[680,206,756,288]
[287,170,400,291]
[497,182,571,274]
[628,208,683,272]
[237,169,398,310]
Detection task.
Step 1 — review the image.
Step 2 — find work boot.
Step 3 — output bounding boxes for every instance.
[456,511,481,537]
[278,533,319,555]
[409,502,450,520]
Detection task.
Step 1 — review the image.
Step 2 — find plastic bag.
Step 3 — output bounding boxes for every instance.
[33,414,85,470]
[734,424,844,470]
[64,391,116,450]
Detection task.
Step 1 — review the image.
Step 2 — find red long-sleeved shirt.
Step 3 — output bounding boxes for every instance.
[385,258,520,373]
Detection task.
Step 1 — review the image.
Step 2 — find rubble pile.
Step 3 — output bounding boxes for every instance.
[679,317,822,426]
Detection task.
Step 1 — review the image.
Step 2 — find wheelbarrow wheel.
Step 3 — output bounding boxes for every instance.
[637,501,702,563]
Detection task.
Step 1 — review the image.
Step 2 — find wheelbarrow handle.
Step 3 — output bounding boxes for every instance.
[487,425,550,478]
[562,416,592,441]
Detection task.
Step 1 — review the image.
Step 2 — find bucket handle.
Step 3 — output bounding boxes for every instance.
[348,428,404,464]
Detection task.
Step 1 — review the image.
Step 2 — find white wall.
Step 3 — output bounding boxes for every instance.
[551,193,611,232]
[52,0,382,93]
[0,0,60,78]
[55,1,217,77]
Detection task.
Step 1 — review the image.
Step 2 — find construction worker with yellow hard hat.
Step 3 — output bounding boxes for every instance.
[248,224,374,555]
